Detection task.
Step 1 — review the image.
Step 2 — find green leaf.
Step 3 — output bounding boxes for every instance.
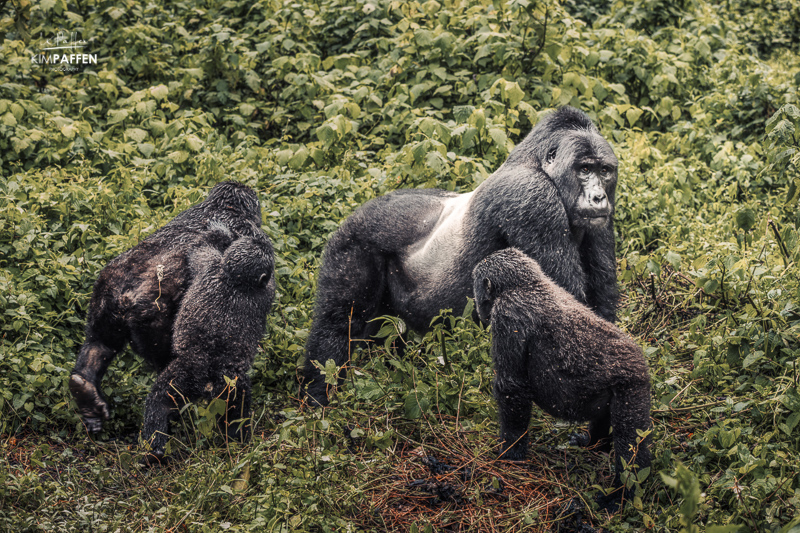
[646,259,660,276]
[276,149,294,165]
[208,398,227,416]
[10,103,23,120]
[706,527,742,533]
[608,83,626,95]
[454,105,475,123]
[665,251,681,270]
[316,124,337,148]
[783,103,800,120]
[694,38,711,57]
[780,412,800,435]
[185,134,204,152]
[323,359,339,385]
[415,30,433,47]
[488,128,507,149]
[404,392,428,419]
[769,119,795,143]
[60,124,78,139]
[504,82,525,108]
[474,44,492,63]
[742,350,764,368]
[150,84,169,100]
[780,388,800,412]
[2,112,16,127]
[626,107,643,127]
[735,208,756,232]
[288,147,309,170]
[168,150,189,164]
[240,103,256,117]
[124,128,148,143]
[107,109,129,124]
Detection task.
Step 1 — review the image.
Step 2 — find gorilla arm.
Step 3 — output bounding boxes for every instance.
[491,312,537,461]
[472,166,588,306]
[582,220,619,322]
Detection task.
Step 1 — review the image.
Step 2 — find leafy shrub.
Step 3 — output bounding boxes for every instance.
[1,0,800,530]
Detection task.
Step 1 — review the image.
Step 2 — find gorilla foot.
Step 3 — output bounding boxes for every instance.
[569,431,590,447]
[69,374,110,433]
[569,431,613,453]
[595,486,628,513]
[301,383,330,408]
[497,446,527,462]
[141,450,168,467]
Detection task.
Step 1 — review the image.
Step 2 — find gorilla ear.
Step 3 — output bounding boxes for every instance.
[545,147,557,165]
[258,272,270,286]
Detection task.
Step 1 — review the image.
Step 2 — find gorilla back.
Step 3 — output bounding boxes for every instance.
[304,106,620,406]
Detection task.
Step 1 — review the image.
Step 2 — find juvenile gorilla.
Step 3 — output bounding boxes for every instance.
[70,181,263,433]
[304,106,619,406]
[472,248,651,510]
[142,233,276,460]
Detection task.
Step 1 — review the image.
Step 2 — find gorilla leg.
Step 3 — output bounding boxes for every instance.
[303,237,386,406]
[141,361,196,460]
[599,384,652,511]
[495,383,534,461]
[216,374,252,444]
[70,327,125,433]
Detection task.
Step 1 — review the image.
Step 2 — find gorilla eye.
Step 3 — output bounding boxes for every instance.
[580,166,590,174]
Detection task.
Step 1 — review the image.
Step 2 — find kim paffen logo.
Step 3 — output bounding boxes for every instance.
[31,30,98,72]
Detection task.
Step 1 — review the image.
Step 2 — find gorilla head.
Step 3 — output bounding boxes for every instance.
[473,249,545,326]
[192,181,263,235]
[223,232,275,289]
[510,107,617,231]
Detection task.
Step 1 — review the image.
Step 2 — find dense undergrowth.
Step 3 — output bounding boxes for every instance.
[1,0,800,531]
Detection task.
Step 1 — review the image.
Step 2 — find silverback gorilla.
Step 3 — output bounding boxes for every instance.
[472,248,651,511]
[303,107,619,406]
[70,181,265,433]
[142,233,275,461]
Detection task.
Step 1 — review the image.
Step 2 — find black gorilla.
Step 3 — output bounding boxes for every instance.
[303,106,619,406]
[142,233,275,460]
[70,181,263,433]
[473,248,651,511]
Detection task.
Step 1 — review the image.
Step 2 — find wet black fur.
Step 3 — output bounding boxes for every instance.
[473,248,651,512]
[303,107,619,406]
[142,233,276,459]
[70,181,264,434]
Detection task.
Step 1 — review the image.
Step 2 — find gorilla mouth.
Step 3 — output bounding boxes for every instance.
[577,214,611,227]
[578,213,610,221]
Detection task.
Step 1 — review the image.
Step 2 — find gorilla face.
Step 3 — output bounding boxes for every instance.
[543,131,618,231]
[573,157,617,228]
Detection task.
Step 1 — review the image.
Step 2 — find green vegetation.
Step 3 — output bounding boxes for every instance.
[1,0,799,530]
